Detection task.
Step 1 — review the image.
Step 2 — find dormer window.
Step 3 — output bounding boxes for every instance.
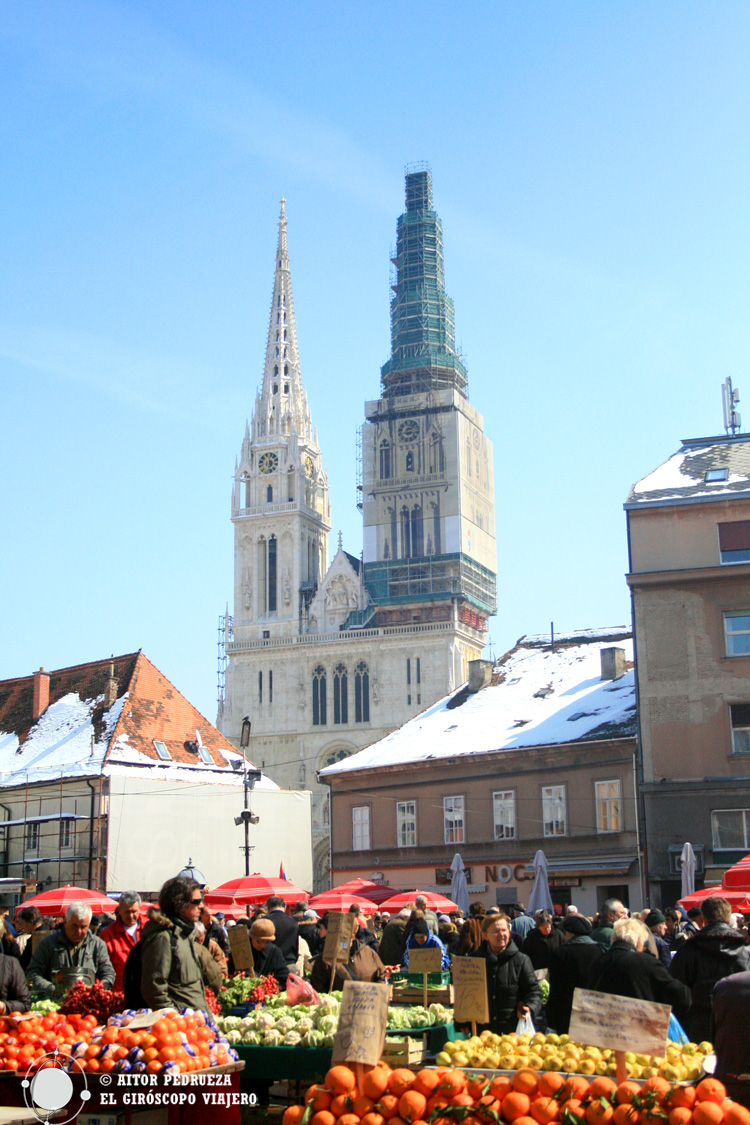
[153,740,171,761]
[197,746,212,764]
[706,468,729,482]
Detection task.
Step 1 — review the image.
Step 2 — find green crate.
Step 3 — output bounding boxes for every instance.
[392,970,450,988]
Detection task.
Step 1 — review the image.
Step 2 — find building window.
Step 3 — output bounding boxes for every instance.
[25,821,39,852]
[406,451,414,472]
[595,779,621,833]
[153,740,171,761]
[333,663,348,725]
[712,809,750,850]
[352,806,370,851]
[397,801,417,847]
[267,485,273,503]
[730,704,750,754]
[59,820,72,849]
[719,521,750,564]
[444,795,465,844]
[269,670,273,704]
[355,662,370,723]
[288,468,294,502]
[706,468,728,482]
[379,440,391,480]
[542,785,567,837]
[493,791,516,840]
[258,671,263,703]
[312,666,327,726]
[725,612,750,656]
[401,506,411,558]
[410,505,424,556]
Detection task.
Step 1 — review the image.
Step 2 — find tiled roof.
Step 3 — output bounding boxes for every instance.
[626,433,750,508]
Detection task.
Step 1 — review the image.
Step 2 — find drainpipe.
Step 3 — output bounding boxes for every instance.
[86,780,97,890]
[626,509,650,908]
[0,805,11,878]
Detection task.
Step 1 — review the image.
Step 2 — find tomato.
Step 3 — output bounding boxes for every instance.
[3,1059,19,1070]
[41,1017,56,1031]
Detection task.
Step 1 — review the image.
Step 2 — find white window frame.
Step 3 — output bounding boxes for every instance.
[542,785,567,837]
[730,705,750,754]
[712,808,750,851]
[59,819,73,851]
[725,612,750,657]
[443,795,465,845]
[197,746,213,765]
[396,801,417,848]
[25,821,39,854]
[352,806,370,851]
[595,779,621,833]
[493,790,516,840]
[153,740,172,761]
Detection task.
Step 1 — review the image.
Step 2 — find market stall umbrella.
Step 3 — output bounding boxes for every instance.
[449,853,471,916]
[308,891,377,913]
[679,885,750,911]
[200,898,253,920]
[378,890,459,913]
[332,878,395,904]
[527,849,554,915]
[207,874,309,906]
[21,885,119,915]
[680,841,697,898]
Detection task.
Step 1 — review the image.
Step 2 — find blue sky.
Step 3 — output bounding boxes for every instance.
[3,2,750,721]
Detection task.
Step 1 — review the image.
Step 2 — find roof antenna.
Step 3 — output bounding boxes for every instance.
[722,377,741,435]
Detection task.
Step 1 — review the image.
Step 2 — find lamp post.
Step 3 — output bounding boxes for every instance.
[236,718,262,876]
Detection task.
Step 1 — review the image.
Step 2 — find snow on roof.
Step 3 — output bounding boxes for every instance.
[103,761,280,790]
[627,435,750,507]
[320,631,636,777]
[0,692,117,786]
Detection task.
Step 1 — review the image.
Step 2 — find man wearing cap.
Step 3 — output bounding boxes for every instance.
[546,914,603,1033]
[249,918,290,989]
[644,910,672,968]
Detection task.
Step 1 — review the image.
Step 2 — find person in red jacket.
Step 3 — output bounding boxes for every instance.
[100,892,143,993]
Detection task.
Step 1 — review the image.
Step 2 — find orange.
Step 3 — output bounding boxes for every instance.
[616,1084,643,1107]
[283,1108,306,1125]
[327,1067,358,1096]
[352,1097,376,1118]
[399,1092,427,1124]
[695,1083,727,1108]
[503,1092,532,1122]
[360,1115,385,1125]
[565,1078,592,1102]
[724,1107,750,1125]
[642,1078,671,1104]
[468,1076,490,1100]
[514,1117,541,1125]
[513,1070,540,1098]
[668,1091,697,1112]
[439,1071,467,1097]
[531,1095,562,1124]
[490,1076,514,1100]
[413,1070,441,1098]
[307,1087,334,1112]
[476,1095,502,1116]
[668,1109,694,1125]
[311,1113,337,1125]
[364,1067,393,1101]
[389,1070,417,1098]
[451,1094,474,1108]
[338,1117,361,1125]
[379,1095,402,1120]
[586,1104,615,1125]
[589,1079,618,1101]
[693,1105,724,1125]
[562,1101,588,1124]
[538,1073,567,1099]
[330,1095,352,1118]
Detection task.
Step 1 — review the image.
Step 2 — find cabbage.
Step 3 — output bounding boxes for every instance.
[255,1012,276,1031]
[387,1009,406,1030]
[323,1033,335,1047]
[408,1010,432,1029]
[316,1014,338,1034]
[274,1016,296,1033]
[262,1030,282,1046]
[283,1031,302,1046]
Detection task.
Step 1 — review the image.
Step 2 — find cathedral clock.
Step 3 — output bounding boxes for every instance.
[398,419,419,443]
[259,452,279,474]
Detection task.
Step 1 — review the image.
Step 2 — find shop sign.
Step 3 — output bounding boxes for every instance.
[436,866,473,885]
[549,877,582,888]
[485,864,530,883]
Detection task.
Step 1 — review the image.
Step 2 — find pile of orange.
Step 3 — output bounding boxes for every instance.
[283,1065,750,1125]
[76,1013,232,1075]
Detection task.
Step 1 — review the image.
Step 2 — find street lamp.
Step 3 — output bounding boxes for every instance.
[234,720,262,876]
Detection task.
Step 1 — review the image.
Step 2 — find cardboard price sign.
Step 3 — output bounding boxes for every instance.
[331,980,390,1066]
[229,924,254,973]
[452,955,490,1025]
[407,947,442,974]
[568,988,671,1057]
[323,912,356,964]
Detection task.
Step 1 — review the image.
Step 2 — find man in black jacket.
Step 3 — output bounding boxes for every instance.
[265,896,299,966]
[670,895,750,1042]
[546,914,603,1033]
[521,910,564,970]
[588,917,691,1025]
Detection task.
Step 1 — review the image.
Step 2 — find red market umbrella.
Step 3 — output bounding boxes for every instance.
[308,891,378,913]
[720,853,750,890]
[378,889,459,913]
[333,879,395,904]
[21,885,119,915]
[679,885,750,911]
[200,899,252,920]
[207,874,309,906]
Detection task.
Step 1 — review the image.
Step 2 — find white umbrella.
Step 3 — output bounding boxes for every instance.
[450,852,471,915]
[680,841,697,898]
[527,849,554,915]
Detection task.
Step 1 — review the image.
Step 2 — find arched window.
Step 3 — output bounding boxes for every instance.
[355,662,370,723]
[411,505,424,557]
[333,663,348,725]
[312,666,327,726]
[277,296,281,308]
[405,451,414,472]
[401,506,411,558]
[267,485,273,503]
[431,501,441,555]
[428,432,445,474]
[258,536,277,613]
[284,365,289,376]
[287,466,295,502]
[390,508,398,561]
[274,365,278,376]
[258,671,263,703]
[379,440,391,480]
[284,329,287,341]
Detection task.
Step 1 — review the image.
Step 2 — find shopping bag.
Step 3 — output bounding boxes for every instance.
[516,1012,535,1036]
[668,1012,689,1044]
[286,972,321,1006]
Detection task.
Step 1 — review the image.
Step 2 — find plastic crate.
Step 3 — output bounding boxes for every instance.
[391,970,450,988]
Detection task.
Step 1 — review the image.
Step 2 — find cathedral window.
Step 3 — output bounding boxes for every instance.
[379,440,391,480]
[258,671,263,703]
[273,383,278,394]
[287,467,294,502]
[406,451,414,472]
[312,666,327,726]
[333,664,348,725]
[390,509,397,562]
[277,313,280,325]
[267,485,273,503]
[431,501,441,554]
[284,365,288,376]
[277,296,281,307]
[284,329,287,340]
[401,506,411,558]
[274,365,278,377]
[411,505,424,556]
[268,536,277,612]
[355,662,370,723]
[259,536,277,613]
[283,312,287,324]
[269,670,273,703]
[428,432,444,474]
[284,382,289,394]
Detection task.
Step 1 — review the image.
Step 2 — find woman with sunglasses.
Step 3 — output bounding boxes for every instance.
[140,876,208,1012]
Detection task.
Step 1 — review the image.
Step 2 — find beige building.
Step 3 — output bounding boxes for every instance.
[626,431,750,903]
[321,629,641,916]
[219,168,497,890]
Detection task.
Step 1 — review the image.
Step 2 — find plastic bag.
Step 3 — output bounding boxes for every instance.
[286,972,321,1006]
[516,1012,535,1036]
[668,1012,689,1044]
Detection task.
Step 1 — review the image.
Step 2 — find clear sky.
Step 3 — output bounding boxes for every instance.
[3,2,750,722]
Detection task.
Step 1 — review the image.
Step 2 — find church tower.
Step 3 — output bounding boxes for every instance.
[224,201,331,727]
[361,165,496,651]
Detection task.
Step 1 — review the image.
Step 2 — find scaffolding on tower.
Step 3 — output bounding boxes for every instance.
[217,608,234,720]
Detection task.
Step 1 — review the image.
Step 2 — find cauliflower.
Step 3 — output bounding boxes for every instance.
[296,1017,314,1034]
[283,1031,302,1046]
[242,1031,260,1045]
[302,1030,325,1047]
[262,1029,282,1046]
[255,1012,276,1031]
[274,1016,297,1034]
[225,1031,242,1044]
[317,994,340,1014]
[316,1014,338,1034]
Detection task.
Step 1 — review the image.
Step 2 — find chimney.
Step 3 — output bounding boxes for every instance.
[104,662,118,709]
[468,659,493,694]
[32,668,50,720]
[600,647,627,681]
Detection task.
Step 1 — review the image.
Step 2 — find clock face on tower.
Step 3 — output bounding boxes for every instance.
[259,452,278,474]
[398,419,419,443]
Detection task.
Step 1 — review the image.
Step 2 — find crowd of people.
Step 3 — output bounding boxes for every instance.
[0,885,749,1101]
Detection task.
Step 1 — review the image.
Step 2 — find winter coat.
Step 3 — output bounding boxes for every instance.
[27,928,115,997]
[670,922,750,1042]
[521,926,565,970]
[590,921,614,947]
[651,932,672,969]
[378,918,407,966]
[403,931,450,970]
[299,922,323,957]
[100,916,143,993]
[139,911,206,1012]
[250,940,290,990]
[546,935,603,1034]
[712,970,750,1108]
[266,910,299,966]
[510,914,536,943]
[195,942,223,993]
[0,953,31,1013]
[471,939,542,1034]
[309,937,385,993]
[205,920,230,959]
[588,939,691,1025]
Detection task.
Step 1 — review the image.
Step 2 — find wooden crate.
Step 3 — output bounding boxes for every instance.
[390,985,454,1006]
[381,1036,428,1067]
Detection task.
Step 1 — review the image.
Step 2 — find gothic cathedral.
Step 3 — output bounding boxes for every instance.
[219,167,497,891]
